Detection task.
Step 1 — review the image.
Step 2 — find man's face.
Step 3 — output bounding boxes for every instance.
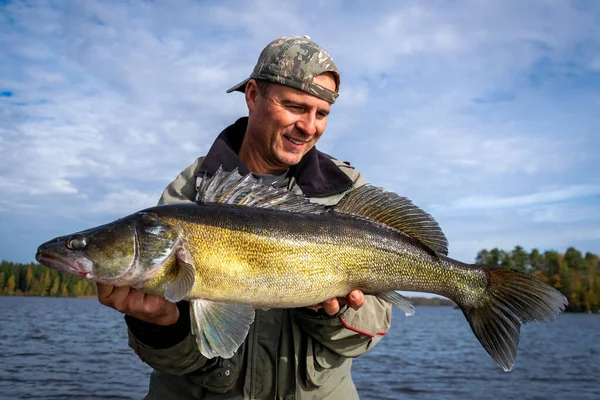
[242,74,336,174]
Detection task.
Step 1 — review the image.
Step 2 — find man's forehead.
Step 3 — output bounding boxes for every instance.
[270,81,333,109]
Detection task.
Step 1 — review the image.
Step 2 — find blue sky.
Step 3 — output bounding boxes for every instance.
[1,0,599,270]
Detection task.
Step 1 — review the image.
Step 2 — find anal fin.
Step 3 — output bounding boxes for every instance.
[375,291,415,316]
[190,299,255,359]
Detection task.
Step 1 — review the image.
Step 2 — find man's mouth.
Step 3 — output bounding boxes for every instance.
[284,135,307,146]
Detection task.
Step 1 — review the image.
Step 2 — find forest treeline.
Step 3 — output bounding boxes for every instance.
[0,260,97,297]
[1,246,599,312]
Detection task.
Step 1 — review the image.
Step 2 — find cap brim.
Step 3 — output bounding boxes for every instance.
[226,78,251,94]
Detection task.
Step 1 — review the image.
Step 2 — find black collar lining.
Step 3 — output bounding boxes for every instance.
[194,117,353,197]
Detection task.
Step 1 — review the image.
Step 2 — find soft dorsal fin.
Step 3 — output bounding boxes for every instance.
[196,167,325,214]
[334,185,449,256]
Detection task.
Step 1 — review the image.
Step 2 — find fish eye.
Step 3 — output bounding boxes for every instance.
[67,234,87,250]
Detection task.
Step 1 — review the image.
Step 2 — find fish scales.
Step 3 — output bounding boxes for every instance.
[139,203,487,308]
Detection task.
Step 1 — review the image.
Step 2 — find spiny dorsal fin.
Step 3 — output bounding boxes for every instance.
[334,185,449,255]
[196,167,325,214]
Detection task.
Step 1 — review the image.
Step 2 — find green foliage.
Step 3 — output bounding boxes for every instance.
[0,260,97,297]
[475,247,600,313]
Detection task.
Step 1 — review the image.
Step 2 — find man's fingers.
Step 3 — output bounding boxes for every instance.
[107,286,133,311]
[97,284,132,311]
[96,283,116,301]
[141,293,169,315]
[96,283,180,326]
[124,288,146,313]
[322,298,340,316]
[305,290,366,315]
[347,289,365,310]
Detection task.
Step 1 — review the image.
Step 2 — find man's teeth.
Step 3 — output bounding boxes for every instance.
[288,137,303,145]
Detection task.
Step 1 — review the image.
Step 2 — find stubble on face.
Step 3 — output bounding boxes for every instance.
[240,74,337,175]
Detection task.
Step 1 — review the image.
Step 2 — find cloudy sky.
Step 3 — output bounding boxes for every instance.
[1,0,599,269]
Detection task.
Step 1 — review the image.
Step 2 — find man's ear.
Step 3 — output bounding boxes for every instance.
[245,79,259,113]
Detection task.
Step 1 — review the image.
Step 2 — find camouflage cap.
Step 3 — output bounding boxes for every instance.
[226,35,340,104]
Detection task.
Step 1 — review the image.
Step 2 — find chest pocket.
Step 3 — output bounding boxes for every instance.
[305,337,350,389]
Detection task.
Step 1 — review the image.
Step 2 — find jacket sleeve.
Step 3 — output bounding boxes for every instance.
[126,157,211,375]
[157,157,204,205]
[293,296,392,358]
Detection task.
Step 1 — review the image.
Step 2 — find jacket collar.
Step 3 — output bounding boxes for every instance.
[195,117,353,197]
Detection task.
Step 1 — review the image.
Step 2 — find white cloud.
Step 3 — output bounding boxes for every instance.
[88,189,157,216]
[0,0,599,263]
[451,185,600,210]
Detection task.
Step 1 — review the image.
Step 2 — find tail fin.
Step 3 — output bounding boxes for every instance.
[460,267,568,372]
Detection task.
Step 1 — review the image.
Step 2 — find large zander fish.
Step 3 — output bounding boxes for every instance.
[36,168,567,371]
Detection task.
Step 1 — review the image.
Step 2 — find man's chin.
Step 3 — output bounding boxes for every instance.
[276,154,303,168]
[277,147,314,167]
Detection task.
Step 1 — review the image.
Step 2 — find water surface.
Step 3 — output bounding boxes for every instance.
[1,297,597,399]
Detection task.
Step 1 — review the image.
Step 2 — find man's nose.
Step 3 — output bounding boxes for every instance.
[296,112,317,136]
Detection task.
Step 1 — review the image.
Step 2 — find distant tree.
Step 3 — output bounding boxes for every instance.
[584,253,599,313]
[25,266,33,292]
[5,275,16,294]
[49,276,60,297]
[488,248,504,266]
[558,256,571,297]
[565,247,586,273]
[529,248,544,272]
[501,252,516,270]
[543,251,562,277]
[41,270,52,296]
[511,246,529,272]
[475,249,490,265]
[59,282,69,297]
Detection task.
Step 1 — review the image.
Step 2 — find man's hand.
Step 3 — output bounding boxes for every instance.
[96,283,179,326]
[306,289,365,316]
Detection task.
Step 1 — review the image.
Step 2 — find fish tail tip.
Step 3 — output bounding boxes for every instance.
[461,267,568,372]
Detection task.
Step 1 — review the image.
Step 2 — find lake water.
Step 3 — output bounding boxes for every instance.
[0,297,598,399]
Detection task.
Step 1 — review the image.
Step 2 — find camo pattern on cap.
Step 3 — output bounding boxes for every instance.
[226,36,340,104]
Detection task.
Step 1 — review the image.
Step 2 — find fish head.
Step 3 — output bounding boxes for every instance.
[35,210,180,286]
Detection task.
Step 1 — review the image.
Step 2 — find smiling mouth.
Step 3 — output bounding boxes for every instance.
[284,135,307,146]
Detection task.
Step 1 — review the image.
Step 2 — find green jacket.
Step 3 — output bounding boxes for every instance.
[126,118,392,399]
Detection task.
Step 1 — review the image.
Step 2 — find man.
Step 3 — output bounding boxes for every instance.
[97,36,392,399]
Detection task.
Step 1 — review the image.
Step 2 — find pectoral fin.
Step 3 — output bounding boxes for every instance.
[164,248,195,302]
[190,299,255,359]
[375,291,415,316]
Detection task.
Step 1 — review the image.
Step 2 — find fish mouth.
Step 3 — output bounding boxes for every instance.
[35,250,94,279]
